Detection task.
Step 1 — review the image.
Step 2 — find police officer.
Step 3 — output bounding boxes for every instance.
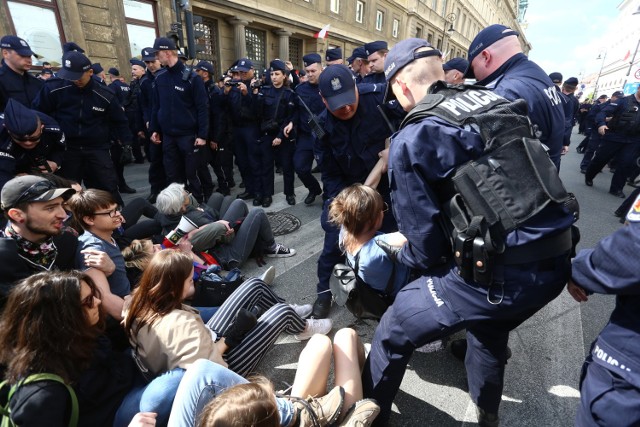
[568,195,640,426]
[560,77,580,153]
[294,53,324,205]
[125,58,146,164]
[442,57,469,84]
[32,49,129,206]
[578,94,610,170]
[253,59,297,207]
[108,67,130,106]
[0,99,65,189]
[224,58,260,200]
[0,35,42,112]
[549,71,563,88]
[347,46,370,83]
[138,47,166,203]
[363,41,388,84]
[311,65,400,318]
[91,63,107,86]
[149,37,209,203]
[361,38,574,426]
[325,47,343,66]
[467,24,566,170]
[585,86,640,198]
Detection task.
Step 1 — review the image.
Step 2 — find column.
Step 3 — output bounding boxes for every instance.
[275,29,292,60]
[228,17,248,59]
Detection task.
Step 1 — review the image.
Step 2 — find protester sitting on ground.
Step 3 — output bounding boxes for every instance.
[0,175,114,308]
[0,271,177,427]
[167,329,380,427]
[328,184,410,297]
[156,183,296,268]
[124,250,332,379]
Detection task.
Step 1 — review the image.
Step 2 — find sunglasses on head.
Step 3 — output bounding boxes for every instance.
[12,180,57,206]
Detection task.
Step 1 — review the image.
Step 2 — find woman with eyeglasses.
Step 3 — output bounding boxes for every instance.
[0,271,167,427]
[328,184,410,299]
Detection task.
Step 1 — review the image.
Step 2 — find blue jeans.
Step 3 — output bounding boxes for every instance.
[168,359,295,427]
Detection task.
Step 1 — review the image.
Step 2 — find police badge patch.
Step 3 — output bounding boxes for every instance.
[626,194,640,223]
[331,77,342,91]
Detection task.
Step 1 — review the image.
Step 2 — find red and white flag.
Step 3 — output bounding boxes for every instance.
[314,24,330,39]
[624,50,631,62]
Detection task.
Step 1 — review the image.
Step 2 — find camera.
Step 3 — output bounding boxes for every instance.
[225,80,241,87]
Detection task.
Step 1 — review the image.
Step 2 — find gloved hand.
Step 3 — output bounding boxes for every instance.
[375,239,401,263]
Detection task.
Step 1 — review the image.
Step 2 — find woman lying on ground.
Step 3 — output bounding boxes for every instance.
[123,250,332,379]
[0,271,178,427]
[165,328,380,427]
[155,183,296,268]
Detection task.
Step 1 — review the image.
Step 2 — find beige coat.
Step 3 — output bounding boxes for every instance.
[128,304,227,375]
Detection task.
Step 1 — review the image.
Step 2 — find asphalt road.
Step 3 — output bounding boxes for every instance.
[122,128,627,426]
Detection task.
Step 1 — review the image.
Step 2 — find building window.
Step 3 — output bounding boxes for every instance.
[194,16,220,76]
[245,27,266,76]
[376,10,384,31]
[289,37,302,69]
[427,32,433,43]
[330,0,340,13]
[124,0,159,58]
[441,0,448,15]
[4,0,65,66]
[356,1,365,23]
[392,19,399,38]
[416,26,423,39]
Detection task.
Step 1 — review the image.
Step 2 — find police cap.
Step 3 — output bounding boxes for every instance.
[108,67,119,76]
[326,47,342,62]
[196,61,214,75]
[129,59,146,68]
[0,35,34,57]
[303,53,322,67]
[3,98,39,137]
[364,41,388,57]
[443,57,469,73]
[58,51,92,81]
[318,64,356,111]
[141,47,155,61]
[347,46,367,64]
[467,24,519,74]
[549,72,563,84]
[269,59,287,73]
[233,58,253,72]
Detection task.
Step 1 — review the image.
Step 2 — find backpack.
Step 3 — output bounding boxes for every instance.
[330,250,395,321]
[608,95,640,136]
[402,82,576,285]
[0,373,78,427]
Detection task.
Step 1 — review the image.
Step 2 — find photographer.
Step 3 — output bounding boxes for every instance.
[253,59,298,207]
[0,99,65,189]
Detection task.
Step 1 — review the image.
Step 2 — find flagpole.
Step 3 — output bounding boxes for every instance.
[622,37,640,94]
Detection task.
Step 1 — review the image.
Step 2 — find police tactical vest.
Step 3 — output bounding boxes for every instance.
[608,95,640,136]
[401,82,572,284]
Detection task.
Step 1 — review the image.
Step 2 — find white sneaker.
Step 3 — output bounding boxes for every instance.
[294,318,332,341]
[265,243,297,258]
[290,303,313,319]
[258,266,276,285]
[416,340,445,353]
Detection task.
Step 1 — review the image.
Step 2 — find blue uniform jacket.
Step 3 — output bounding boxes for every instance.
[477,53,565,168]
[203,80,225,143]
[560,90,579,146]
[150,61,209,139]
[0,65,43,112]
[108,80,130,106]
[572,207,640,388]
[257,85,297,140]
[0,110,65,188]
[389,114,574,272]
[362,72,386,85]
[294,81,324,135]
[32,77,130,148]
[224,81,259,126]
[596,95,640,144]
[138,69,156,129]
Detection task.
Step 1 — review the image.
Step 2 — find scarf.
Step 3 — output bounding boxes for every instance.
[3,223,58,271]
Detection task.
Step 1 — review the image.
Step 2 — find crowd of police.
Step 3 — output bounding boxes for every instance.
[1,20,640,427]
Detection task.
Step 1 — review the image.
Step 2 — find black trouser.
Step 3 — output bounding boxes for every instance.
[110,142,129,189]
[62,145,123,205]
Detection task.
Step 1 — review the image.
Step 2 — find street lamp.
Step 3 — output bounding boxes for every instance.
[621,7,640,93]
[440,13,456,55]
[593,51,607,100]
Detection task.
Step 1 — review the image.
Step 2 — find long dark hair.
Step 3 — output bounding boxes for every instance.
[0,271,104,383]
[124,250,193,338]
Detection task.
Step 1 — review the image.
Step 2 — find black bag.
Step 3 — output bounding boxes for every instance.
[330,251,395,321]
[191,268,245,307]
[120,144,134,165]
[260,119,280,134]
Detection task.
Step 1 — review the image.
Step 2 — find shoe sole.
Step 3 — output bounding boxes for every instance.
[259,266,276,286]
[265,250,297,258]
[339,399,381,427]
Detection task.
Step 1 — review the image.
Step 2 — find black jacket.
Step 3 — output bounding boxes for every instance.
[0,65,43,112]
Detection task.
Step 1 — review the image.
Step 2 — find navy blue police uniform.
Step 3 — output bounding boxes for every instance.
[293,53,324,204]
[0,100,65,189]
[313,65,400,317]
[224,58,260,199]
[584,91,640,197]
[572,196,640,426]
[149,50,209,203]
[254,60,298,206]
[0,36,42,112]
[579,98,609,172]
[138,55,167,200]
[109,79,130,106]
[123,70,145,163]
[361,39,574,425]
[560,79,580,150]
[207,80,235,195]
[32,52,129,205]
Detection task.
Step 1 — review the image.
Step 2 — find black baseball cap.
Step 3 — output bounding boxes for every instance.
[318,64,356,111]
[58,51,92,81]
[0,35,34,56]
[467,24,520,77]
[3,99,39,137]
[150,37,177,52]
[1,176,75,210]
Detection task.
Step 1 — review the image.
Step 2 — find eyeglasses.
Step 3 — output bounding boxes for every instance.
[8,129,43,142]
[93,206,122,218]
[383,202,389,213]
[12,180,57,206]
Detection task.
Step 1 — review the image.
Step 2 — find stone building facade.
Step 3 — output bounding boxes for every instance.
[1,0,529,81]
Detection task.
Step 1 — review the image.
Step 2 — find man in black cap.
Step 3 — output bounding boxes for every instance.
[311,64,400,318]
[347,46,370,83]
[325,47,343,66]
[125,58,147,164]
[149,37,209,203]
[443,57,469,84]
[0,99,65,189]
[467,24,566,170]
[363,40,388,84]
[0,35,42,112]
[549,72,563,88]
[138,47,166,203]
[0,175,115,308]
[361,38,573,426]
[294,53,324,205]
[91,62,107,86]
[560,77,580,153]
[38,69,54,80]
[580,93,613,173]
[108,67,130,105]
[32,49,130,206]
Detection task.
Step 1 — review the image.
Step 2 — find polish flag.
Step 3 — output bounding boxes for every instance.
[314,24,330,39]
[624,50,631,62]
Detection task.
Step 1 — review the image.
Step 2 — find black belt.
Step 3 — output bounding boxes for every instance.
[498,228,572,265]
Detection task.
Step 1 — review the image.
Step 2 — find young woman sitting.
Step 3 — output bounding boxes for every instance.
[123,250,332,379]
